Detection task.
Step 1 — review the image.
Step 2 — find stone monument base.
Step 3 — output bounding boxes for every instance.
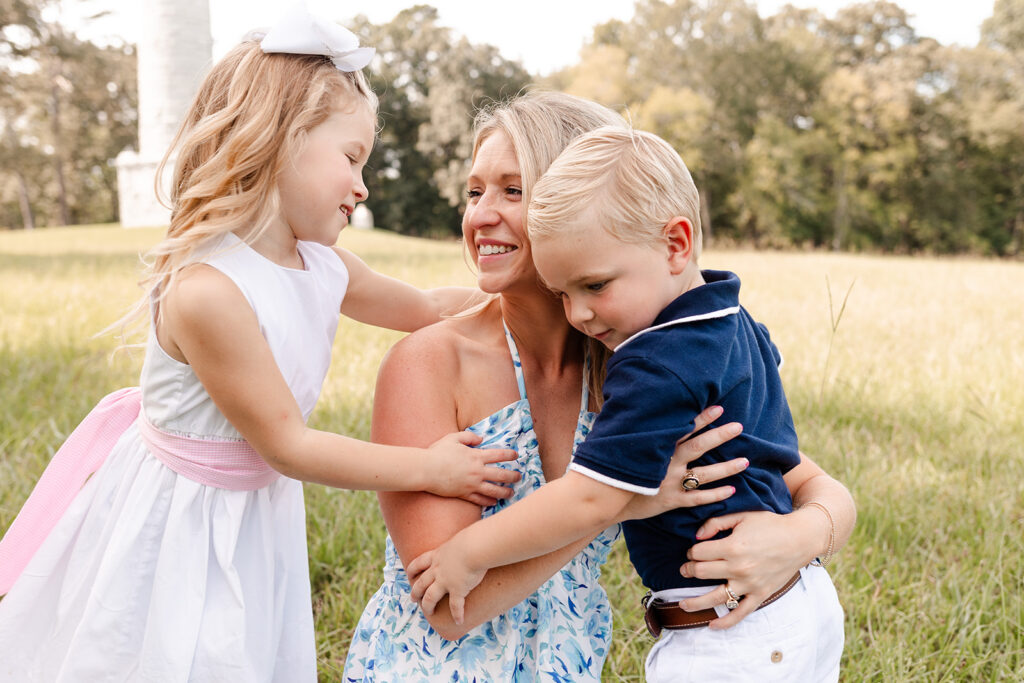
[116,150,173,229]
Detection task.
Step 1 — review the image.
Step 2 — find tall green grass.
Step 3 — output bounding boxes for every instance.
[1,226,1021,681]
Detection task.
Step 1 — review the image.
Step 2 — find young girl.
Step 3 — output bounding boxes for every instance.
[408,127,846,681]
[0,7,517,681]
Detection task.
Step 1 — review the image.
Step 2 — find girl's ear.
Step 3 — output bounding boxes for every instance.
[663,217,695,274]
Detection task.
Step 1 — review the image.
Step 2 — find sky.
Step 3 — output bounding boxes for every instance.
[57,0,996,75]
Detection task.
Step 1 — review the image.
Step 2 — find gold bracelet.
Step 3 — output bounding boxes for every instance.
[800,501,835,567]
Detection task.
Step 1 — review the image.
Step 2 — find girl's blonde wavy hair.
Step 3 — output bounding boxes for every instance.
[115,37,377,339]
[467,91,628,405]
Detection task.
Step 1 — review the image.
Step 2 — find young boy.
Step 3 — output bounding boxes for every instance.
[408,127,844,681]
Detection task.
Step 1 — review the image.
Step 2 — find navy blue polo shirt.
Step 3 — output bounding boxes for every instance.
[569,270,800,591]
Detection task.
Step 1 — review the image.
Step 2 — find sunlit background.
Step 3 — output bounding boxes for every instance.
[1,1,1022,679]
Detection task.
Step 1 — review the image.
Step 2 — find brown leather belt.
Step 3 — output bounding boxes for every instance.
[642,572,802,638]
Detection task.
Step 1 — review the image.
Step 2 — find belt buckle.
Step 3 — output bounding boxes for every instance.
[641,591,662,639]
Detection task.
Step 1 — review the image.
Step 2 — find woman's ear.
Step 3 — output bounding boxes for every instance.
[663,217,695,274]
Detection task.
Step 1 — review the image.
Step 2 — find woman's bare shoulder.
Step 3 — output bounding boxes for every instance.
[376,307,513,428]
[384,308,503,369]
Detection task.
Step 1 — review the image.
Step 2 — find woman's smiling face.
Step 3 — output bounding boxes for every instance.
[462,131,540,294]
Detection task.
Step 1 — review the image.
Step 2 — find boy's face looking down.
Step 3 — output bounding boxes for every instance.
[533,218,696,351]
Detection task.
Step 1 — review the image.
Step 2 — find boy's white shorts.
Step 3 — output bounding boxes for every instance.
[645,564,844,683]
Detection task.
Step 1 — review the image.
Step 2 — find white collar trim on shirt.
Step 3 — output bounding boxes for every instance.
[613,306,740,353]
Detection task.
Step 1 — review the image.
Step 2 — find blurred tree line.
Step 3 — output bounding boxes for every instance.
[553,0,1024,255]
[0,0,135,229]
[1,0,1021,255]
[348,6,530,237]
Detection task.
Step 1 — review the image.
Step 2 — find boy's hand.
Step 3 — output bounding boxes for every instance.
[425,432,520,506]
[621,415,746,521]
[407,538,486,625]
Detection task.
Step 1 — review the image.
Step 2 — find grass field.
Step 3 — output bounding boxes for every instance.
[1,225,1022,681]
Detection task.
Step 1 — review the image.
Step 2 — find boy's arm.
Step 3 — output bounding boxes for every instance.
[335,247,484,331]
[407,354,707,621]
[408,471,634,623]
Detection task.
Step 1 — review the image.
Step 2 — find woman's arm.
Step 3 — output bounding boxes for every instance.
[335,248,485,331]
[677,452,856,629]
[373,326,595,639]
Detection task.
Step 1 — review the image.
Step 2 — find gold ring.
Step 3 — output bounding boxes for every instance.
[724,584,740,610]
[681,470,700,491]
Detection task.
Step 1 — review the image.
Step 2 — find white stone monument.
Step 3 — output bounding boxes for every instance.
[116,0,213,228]
[351,204,374,230]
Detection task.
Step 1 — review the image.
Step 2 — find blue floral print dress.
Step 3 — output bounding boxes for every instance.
[344,325,621,682]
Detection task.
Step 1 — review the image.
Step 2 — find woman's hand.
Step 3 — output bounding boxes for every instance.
[678,510,817,629]
[619,407,746,522]
[678,455,855,630]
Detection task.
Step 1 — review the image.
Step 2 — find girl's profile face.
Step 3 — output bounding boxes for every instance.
[462,132,538,294]
[276,100,375,247]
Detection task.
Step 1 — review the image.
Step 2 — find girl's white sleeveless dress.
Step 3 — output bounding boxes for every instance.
[0,233,347,682]
[344,326,621,682]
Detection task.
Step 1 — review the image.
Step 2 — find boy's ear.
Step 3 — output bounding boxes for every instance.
[663,217,695,274]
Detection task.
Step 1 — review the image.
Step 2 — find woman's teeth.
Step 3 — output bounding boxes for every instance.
[479,244,516,255]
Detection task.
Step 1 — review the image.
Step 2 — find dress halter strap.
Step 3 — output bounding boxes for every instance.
[502,322,529,401]
[502,321,592,412]
[581,348,592,413]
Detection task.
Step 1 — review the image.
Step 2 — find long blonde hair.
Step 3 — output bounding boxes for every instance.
[117,37,377,338]
[470,91,628,405]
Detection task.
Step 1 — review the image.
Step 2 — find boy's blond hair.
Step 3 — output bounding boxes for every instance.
[472,91,627,228]
[118,37,377,336]
[528,126,702,259]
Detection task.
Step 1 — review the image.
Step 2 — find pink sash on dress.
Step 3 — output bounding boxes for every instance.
[0,387,279,595]
[0,387,142,594]
[137,412,280,491]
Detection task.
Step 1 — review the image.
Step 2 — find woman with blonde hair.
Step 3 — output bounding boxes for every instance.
[344,91,855,680]
[0,8,519,680]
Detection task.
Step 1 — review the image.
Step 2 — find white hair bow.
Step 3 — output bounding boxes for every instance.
[259,2,374,72]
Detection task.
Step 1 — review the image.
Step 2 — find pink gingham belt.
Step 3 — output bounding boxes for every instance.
[137,410,279,491]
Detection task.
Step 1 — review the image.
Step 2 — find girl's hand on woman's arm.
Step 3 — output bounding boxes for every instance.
[678,452,856,630]
[422,430,519,505]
